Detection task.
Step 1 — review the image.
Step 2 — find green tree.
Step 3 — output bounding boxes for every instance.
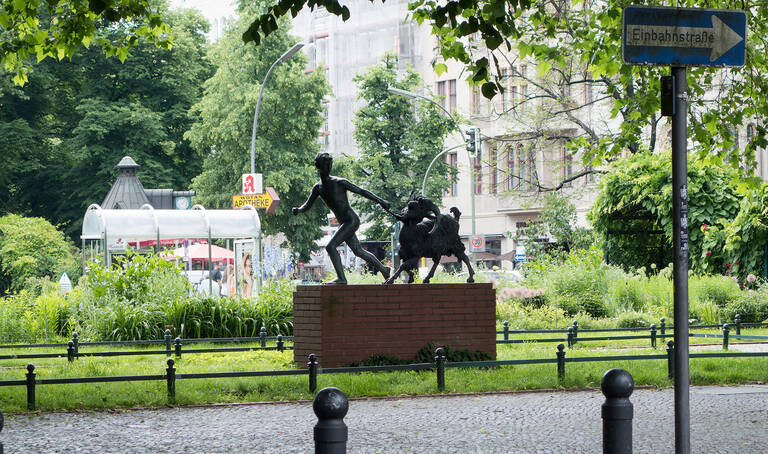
[349,56,454,240]
[186,2,331,259]
[516,192,596,256]
[589,152,745,273]
[0,4,212,238]
[0,0,172,85]
[0,214,81,294]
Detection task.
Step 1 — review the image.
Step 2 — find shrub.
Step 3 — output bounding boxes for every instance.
[690,275,741,307]
[616,311,652,328]
[0,214,81,295]
[496,300,569,329]
[724,292,768,323]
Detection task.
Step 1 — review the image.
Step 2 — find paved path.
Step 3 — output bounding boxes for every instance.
[4,385,767,453]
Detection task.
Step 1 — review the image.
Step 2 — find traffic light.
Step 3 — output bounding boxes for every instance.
[466,128,476,155]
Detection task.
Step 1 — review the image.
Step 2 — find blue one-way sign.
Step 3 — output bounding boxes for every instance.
[622,6,746,67]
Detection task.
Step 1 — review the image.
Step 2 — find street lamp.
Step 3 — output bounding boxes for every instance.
[250,42,305,173]
[387,87,477,266]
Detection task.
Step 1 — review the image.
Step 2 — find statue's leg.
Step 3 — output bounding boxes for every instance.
[456,251,475,283]
[401,257,419,283]
[423,256,441,283]
[347,234,390,280]
[384,261,405,284]
[325,223,356,284]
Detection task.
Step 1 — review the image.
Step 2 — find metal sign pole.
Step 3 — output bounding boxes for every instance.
[671,65,690,454]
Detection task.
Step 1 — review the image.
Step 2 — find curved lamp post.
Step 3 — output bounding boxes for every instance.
[387,87,477,266]
[250,42,305,173]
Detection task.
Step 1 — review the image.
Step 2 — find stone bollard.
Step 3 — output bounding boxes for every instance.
[601,368,634,454]
[313,387,349,454]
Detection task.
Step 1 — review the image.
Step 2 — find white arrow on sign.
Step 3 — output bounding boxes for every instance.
[625,15,743,62]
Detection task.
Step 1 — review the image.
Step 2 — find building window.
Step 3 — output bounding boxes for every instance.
[474,155,482,194]
[437,81,447,110]
[562,147,573,187]
[448,79,457,112]
[561,77,570,100]
[527,148,537,191]
[501,68,510,111]
[516,144,526,190]
[489,146,498,194]
[520,65,528,100]
[506,145,515,191]
[448,152,458,196]
[471,85,482,116]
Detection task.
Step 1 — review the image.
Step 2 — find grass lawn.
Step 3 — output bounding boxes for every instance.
[0,332,766,413]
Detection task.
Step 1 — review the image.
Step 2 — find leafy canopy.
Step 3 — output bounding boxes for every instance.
[349,55,454,240]
[0,0,172,85]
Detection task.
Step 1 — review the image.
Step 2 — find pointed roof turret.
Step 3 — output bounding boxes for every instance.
[101,156,151,209]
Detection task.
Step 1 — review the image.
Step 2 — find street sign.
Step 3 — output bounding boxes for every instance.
[622,6,746,67]
[469,235,485,252]
[514,245,527,262]
[232,187,280,213]
[242,173,263,195]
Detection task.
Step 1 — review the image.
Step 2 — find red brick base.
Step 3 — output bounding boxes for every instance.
[293,283,496,368]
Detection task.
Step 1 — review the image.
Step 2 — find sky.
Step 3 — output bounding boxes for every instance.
[169,0,237,23]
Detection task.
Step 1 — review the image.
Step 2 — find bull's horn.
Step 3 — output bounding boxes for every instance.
[427,199,441,235]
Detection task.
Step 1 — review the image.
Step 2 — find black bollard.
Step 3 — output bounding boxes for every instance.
[503,321,509,341]
[164,329,172,356]
[174,337,182,358]
[26,364,36,411]
[734,314,741,335]
[722,324,730,350]
[166,358,176,402]
[313,387,349,454]
[601,368,634,454]
[435,347,446,391]
[572,320,579,344]
[276,335,284,352]
[567,326,574,349]
[308,353,319,393]
[666,340,675,380]
[650,324,657,349]
[0,408,3,454]
[659,317,666,338]
[67,341,75,362]
[72,332,79,355]
[556,343,566,379]
[260,326,267,348]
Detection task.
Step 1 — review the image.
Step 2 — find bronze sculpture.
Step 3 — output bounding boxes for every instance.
[384,194,475,284]
[292,153,391,284]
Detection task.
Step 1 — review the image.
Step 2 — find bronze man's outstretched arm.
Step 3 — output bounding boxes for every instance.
[292,184,320,215]
[341,179,390,210]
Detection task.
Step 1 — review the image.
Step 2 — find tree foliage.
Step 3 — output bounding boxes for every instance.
[0,3,211,238]
[0,214,81,295]
[0,0,172,85]
[349,56,453,240]
[186,2,331,259]
[516,192,596,256]
[589,152,748,273]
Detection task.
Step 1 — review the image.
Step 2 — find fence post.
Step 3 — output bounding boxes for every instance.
[572,321,579,344]
[25,364,36,411]
[734,314,741,336]
[67,341,75,362]
[308,353,318,393]
[166,358,176,403]
[666,340,675,380]
[601,368,634,454]
[313,387,348,454]
[164,329,172,356]
[722,324,730,350]
[556,343,566,379]
[650,324,657,349]
[567,326,574,349]
[503,321,509,341]
[174,337,182,358]
[72,332,79,355]
[260,326,267,348]
[659,317,666,339]
[435,347,446,391]
[276,335,284,352]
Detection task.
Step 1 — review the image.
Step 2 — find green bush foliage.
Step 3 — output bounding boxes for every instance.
[0,214,81,295]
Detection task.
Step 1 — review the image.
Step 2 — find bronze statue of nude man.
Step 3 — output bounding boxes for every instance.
[292,152,391,284]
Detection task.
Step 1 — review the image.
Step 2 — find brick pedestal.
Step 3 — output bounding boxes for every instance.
[293,283,496,368]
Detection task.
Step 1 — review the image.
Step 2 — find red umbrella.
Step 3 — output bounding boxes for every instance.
[168,243,235,264]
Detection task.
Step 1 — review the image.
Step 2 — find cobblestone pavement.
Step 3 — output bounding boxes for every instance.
[4,385,767,453]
